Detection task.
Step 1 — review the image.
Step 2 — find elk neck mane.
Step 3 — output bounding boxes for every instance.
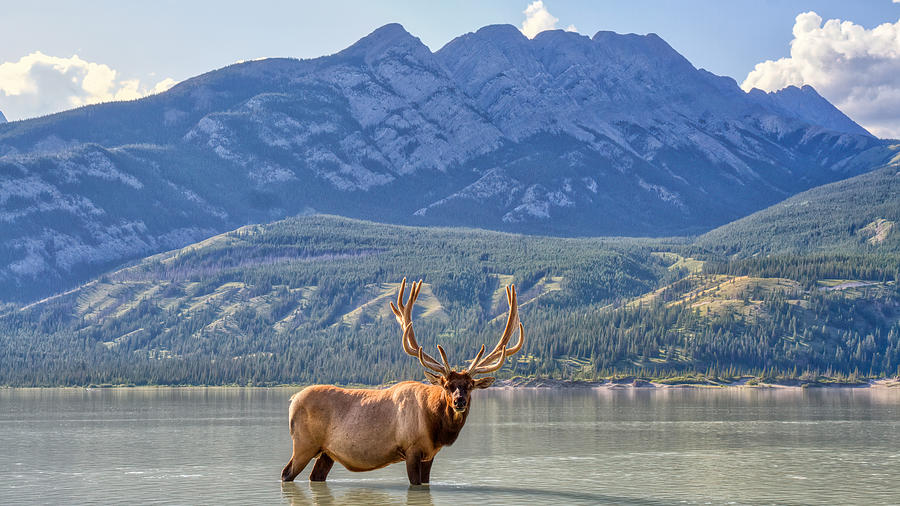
[423,383,468,447]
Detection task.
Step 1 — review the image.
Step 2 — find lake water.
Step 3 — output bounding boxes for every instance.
[2,387,900,505]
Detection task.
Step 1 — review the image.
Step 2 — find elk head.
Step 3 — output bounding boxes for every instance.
[390,278,524,413]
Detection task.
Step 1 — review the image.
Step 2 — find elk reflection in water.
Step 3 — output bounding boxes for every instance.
[281,481,435,506]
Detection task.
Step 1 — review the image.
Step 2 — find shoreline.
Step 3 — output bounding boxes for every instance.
[3,377,900,390]
[493,377,900,390]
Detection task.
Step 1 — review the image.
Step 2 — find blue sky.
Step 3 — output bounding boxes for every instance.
[2,1,900,135]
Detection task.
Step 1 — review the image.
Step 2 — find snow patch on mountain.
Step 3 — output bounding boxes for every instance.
[415,168,521,216]
[5,224,215,279]
[167,183,229,220]
[503,184,574,223]
[637,177,686,210]
[304,146,394,191]
[59,150,143,189]
[185,116,244,163]
[249,163,296,185]
[0,175,103,223]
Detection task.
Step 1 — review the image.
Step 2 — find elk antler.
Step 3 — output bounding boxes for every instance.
[467,285,525,375]
[391,278,451,377]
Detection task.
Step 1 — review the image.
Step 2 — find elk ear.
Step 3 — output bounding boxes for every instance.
[473,376,495,389]
[424,371,444,385]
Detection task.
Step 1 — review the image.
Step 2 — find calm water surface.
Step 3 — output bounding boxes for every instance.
[1,387,899,505]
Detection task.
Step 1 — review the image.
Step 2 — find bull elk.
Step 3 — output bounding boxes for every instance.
[281,278,524,485]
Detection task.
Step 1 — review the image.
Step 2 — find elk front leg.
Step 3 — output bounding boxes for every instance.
[421,458,434,484]
[405,450,427,486]
[309,453,334,482]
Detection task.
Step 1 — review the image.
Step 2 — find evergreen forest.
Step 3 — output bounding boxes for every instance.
[1,214,898,386]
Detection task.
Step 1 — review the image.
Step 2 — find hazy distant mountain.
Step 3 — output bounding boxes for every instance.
[746,85,872,137]
[0,23,893,302]
[0,110,6,124]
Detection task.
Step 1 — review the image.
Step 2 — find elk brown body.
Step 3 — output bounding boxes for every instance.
[281,279,524,485]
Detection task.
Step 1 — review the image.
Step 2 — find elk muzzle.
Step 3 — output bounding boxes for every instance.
[450,389,469,412]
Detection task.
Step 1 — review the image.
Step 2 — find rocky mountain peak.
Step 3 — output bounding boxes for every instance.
[749,85,872,137]
[472,23,529,43]
[591,30,696,76]
[336,23,432,66]
[436,24,538,88]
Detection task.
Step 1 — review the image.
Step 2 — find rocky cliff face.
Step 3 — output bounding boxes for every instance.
[0,23,891,302]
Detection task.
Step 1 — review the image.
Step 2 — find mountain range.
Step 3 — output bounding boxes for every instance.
[0,23,894,302]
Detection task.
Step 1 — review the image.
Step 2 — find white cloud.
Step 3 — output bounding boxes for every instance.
[0,52,177,122]
[521,1,576,38]
[741,11,900,139]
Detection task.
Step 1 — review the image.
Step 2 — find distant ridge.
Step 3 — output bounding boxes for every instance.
[747,85,872,137]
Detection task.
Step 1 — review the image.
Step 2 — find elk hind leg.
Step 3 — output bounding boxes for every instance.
[309,453,335,482]
[281,441,319,482]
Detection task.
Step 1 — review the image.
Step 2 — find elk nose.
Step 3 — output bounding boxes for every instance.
[454,399,467,409]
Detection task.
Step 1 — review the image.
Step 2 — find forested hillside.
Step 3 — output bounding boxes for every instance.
[0,216,671,385]
[2,215,898,386]
[697,148,900,257]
